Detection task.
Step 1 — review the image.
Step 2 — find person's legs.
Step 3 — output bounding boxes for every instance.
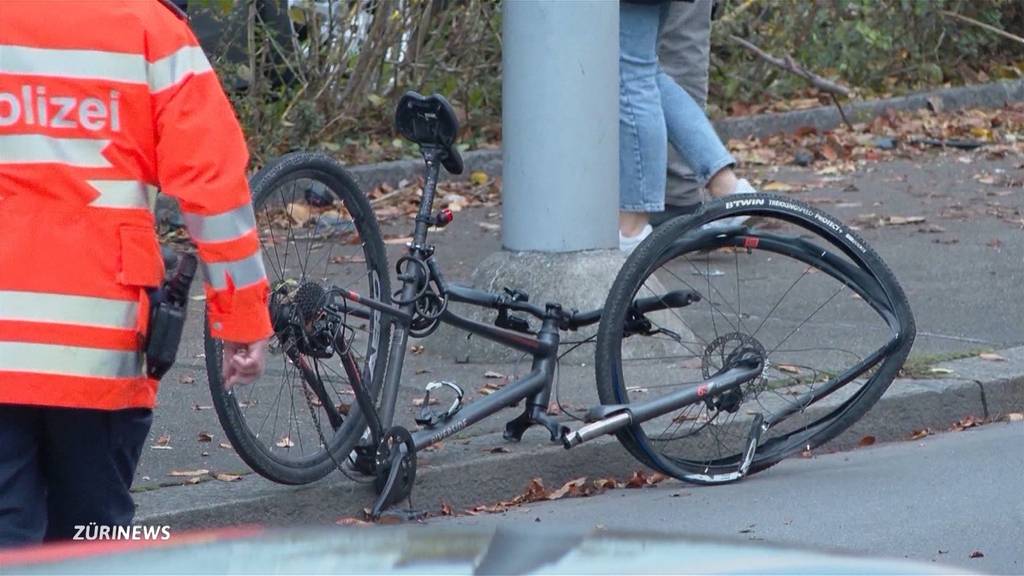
[655,0,713,223]
[656,70,736,189]
[619,2,667,240]
[0,405,46,547]
[40,407,152,541]
[657,66,757,228]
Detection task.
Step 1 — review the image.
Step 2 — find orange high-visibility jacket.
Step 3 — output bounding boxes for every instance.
[0,1,273,410]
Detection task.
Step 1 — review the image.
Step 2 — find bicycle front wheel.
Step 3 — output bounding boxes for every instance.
[596,194,915,484]
[206,152,392,485]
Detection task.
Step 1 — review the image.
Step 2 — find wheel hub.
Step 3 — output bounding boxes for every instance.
[702,332,767,413]
[269,280,343,359]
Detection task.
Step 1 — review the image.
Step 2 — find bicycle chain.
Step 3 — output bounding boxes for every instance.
[299,356,373,484]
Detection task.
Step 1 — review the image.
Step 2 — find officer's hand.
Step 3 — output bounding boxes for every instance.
[222,338,269,389]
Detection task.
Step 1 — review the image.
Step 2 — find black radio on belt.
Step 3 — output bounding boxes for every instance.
[146,253,197,380]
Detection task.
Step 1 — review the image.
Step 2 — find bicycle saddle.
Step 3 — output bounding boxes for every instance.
[394,91,464,175]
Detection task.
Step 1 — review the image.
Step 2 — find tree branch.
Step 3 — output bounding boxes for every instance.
[939,10,1024,47]
[728,35,851,97]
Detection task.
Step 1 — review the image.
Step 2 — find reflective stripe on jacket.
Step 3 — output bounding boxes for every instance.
[0,0,272,410]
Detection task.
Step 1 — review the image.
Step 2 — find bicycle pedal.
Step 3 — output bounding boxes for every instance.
[414,381,464,428]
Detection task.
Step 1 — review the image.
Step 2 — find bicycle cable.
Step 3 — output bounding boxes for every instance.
[552,335,598,423]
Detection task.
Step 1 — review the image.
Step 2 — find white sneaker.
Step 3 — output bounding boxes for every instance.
[703,178,757,231]
[619,223,653,255]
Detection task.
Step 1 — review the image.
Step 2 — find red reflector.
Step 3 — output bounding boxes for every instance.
[743,236,760,249]
[439,208,454,225]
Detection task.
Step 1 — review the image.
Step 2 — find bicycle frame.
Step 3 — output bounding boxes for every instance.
[331,146,764,464]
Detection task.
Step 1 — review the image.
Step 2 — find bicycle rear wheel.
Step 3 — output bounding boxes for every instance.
[595,194,915,483]
[206,152,391,485]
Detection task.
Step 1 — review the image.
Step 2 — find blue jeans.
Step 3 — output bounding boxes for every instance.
[619,1,735,212]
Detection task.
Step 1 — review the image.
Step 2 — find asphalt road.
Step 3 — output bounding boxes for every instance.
[430,421,1024,575]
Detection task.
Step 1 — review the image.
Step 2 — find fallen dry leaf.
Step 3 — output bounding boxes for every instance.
[219,442,234,450]
[858,435,877,447]
[150,434,172,450]
[330,254,366,264]
[910,428,930,440]
[213,473,242,482]
[336,517,371,526]
[470,171,489,186]
[412,397,439,407]
[478,382,504,395]
[881,215,927,226]
[951,415,983,432]
[625,471,652,489]
[548,477,588,500]
[488,446,511,454]
[178,374,195,385]
[286,203,312,226]
[520,478,548,503]
[484,370,505,379]
[275,436,295,448]
[169,469,209,477]
[979,352,1007,362]
[648,473,669,485]
[762,181,797,192]
[440,501,454,516]
[197,432,214,443]
[777,364,802,375]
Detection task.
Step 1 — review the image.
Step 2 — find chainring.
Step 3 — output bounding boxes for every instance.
[373,426,417,507]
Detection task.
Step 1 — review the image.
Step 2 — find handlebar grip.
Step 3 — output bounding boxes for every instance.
[632,289,701,315]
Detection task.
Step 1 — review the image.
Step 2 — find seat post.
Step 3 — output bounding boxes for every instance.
[412,146,443,246]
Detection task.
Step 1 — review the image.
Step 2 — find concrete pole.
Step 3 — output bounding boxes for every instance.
[501,0,619,252]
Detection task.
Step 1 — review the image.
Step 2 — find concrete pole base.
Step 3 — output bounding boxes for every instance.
[431,249,696,365]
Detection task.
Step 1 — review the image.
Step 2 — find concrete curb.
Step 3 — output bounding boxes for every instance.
[336,79,1024,192]
[713,78,1024,141]
[135,347,1024,531]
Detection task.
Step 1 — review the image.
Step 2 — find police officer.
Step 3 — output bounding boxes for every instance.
[0,0,272,545]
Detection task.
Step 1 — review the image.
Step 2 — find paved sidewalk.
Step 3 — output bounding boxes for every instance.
[135,146,1024,527]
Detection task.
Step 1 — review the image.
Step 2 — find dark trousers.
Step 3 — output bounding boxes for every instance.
[0,405,152,547]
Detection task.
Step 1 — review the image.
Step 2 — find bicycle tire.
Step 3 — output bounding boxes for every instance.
[206,152,392,485]
[595,193,915,483]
